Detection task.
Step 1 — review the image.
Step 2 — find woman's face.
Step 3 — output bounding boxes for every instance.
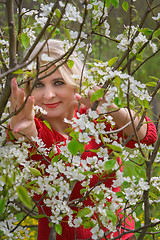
[31,65,76,121]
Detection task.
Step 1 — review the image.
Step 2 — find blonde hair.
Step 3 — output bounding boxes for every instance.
[25,39,84,94]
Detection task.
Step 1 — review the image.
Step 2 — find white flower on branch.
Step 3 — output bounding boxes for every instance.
[91,225,104,239]
[60,2,83,23]
[152,13,160,21]
[33,105,47,115]
[73,217,82,227]
[79,132,91,143]
[40,3,54,17]
[138,178,150,191]
[41,53,54,62]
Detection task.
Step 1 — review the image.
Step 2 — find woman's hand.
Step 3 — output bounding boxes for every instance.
[74,86,117,111]
[10,78,38,141]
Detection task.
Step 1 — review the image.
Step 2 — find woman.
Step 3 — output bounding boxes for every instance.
[10,39,157,240]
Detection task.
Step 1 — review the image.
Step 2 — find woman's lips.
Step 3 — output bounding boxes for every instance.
[43,102,61,108]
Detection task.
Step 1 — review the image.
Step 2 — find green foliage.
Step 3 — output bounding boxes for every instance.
[21,33,30,49]
[90,88,104,102]
[0,198,6,215]
[106,210,117,226]
[68,139,85,155]
[104,159,117,171]
[122,1,129,12]
[55,223,62,235]
[68,59,74,69]
[16,186,32,209]
[76,208,92,217]
[29,167,42,177]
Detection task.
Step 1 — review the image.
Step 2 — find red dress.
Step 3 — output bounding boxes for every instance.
[32,110,157,240]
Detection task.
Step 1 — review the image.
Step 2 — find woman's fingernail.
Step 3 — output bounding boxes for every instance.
[75,94,81,100]
[12,78,17,84]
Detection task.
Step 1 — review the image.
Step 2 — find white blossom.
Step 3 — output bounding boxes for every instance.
[152,13,160,21]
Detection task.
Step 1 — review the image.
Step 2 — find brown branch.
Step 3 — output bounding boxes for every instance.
[0,0,17,119]
[10,193,48,233]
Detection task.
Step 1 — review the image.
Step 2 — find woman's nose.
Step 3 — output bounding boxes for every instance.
[43,87,56,99]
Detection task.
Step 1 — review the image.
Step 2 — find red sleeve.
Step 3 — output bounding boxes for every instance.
[120,116,157,148]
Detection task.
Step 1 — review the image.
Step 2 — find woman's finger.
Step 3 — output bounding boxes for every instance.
[24,96,35,120]
[11,78,18,110]
[17,88,25,110]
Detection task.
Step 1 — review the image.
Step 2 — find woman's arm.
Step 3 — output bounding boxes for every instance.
[75,86,148,141]
[10,78,38,141]
[108,105,147,141]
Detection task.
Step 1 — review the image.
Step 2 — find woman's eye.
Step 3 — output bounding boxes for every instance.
[35,82,44,88]
[54,80,64,86]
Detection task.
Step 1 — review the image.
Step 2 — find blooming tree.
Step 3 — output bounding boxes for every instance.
[0,0,160,240]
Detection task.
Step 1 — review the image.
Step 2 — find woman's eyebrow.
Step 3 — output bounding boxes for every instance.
[52,77,64,81]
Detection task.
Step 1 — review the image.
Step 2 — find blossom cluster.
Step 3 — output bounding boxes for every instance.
[116,25,157,54]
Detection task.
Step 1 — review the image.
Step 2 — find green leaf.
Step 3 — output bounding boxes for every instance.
[55,9,61,18]
[146,82,157,87]
[68,139,79,155]
[126,166,134,179]
[13,69,24,74]
[149,76,159,81]
[43,120,52,132]
[104,159,117,171]
[49,222,53,227]
[110,0,119,8]
[106,210,117,226]
[21,32,30,49]
[90,88,104,102]
[55,223,62,235]
[97,190,104,201]
[83,221,92,229]
[107,144,122,152]
[80,188,88,194]
[16,186,32,209]
[29,167,42,177]
[136,53,143,62]
[79,142,85,154]
[135,166,146,179]
[105,0,111,8]
[0,198,6,215]
[49,151,55,158]
[55,28,60,35]
[108,57,118,67]
[68,59,74,69]
[51,155,59,165]
[143,99,150,109]
[152,29,160,39]
[8,130,16,140]
[122,1,128,12]
[81,170,94,176]
[64,28,71,40]
[139,28,153,36]
[77,208,92,217]
[114,76,120,87]
[138,99,150,109]
[149,191,158,200]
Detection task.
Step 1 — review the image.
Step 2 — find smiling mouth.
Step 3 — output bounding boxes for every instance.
[43,102,61,108]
